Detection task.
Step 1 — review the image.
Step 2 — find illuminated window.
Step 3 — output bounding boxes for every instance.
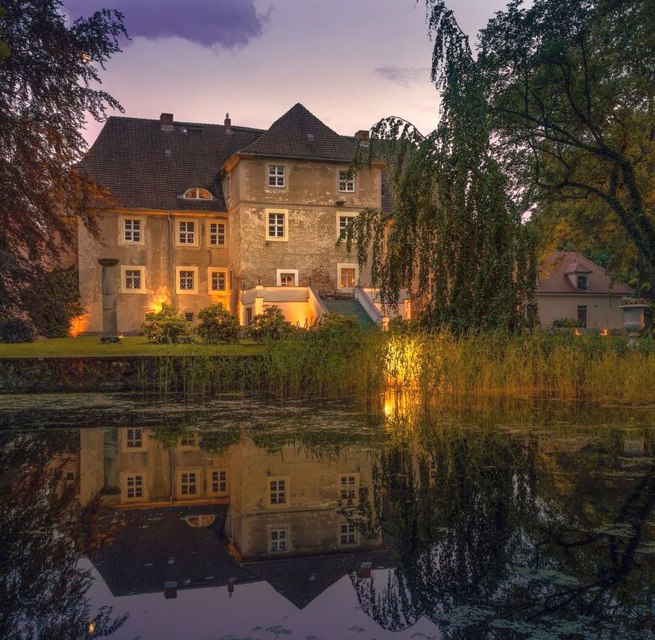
[121,266,146,293]
[339,522,358,546]
[175,266,198,294]
[339,475,358,504]
[267,211,287,240]
[180,471,198,496]
[209,222,226,246]
[126,428,143,449]
[269,528,288,552]
[123,218,143,243]
[177,220,196,244]
[268,165,285,188]
[276,269,298,287]
[126,475,143,499]
[208,268,227,293]
[338,170,355,192]
[183,187,212,200]
[337,263,358,290]
[269,478,287,505]
[211,469,227,494]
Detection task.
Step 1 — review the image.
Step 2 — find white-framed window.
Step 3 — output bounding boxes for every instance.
[176,266,198,294]
[339,522,358,546]
[209,469,227,495]
[268,477,288,506]
[208,267,228,293]
[266,209,288,241]
[337,263,358,290]
[209,222,226,246]
[126,428,143,449]
[125,474,144,500]
[339,169,355,193]
[276,268,298,287]
[183,187,212,200]
[121,217,144,244]
[269,528,288,553]
[268,165,286,188]
[176,220,197,245]
[179,470,199,497]
[120,266,146,294]
[339,474,359,505]
[337,213,357,238]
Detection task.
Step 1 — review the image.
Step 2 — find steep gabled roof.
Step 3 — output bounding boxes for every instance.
[238,103,358,162]
[537,251,633,295]
[78,117,263,212]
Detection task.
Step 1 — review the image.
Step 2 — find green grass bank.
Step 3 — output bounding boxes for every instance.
[1,330,655,405]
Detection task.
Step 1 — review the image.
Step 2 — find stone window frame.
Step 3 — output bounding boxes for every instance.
[123,427,147,451]
[176,468,202,499]
[276,268,298,287]
[175,218,199,247]
[208,221,226,247]
[267,476,289,508]
[120,265,147,294]
[208,267,229,294]
[338,521,359,546]
[121,471,148,502]
[337,262,359,291]
[336,212,357,239]
[338,473,359,505]
[267,164,286,189]
[207,468,228,496]
[338,169,356,193]
[266,208,288,242]
[175,266,199,295]
[119,216,145,245]
[268,527,289,553]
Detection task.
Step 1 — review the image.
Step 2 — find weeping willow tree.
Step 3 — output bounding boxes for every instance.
[346,2,537,331]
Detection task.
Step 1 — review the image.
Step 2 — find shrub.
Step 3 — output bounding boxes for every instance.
[0,316,37,343]
[142,304,193,344]
[246,305,294,343]
[197,303,240,344]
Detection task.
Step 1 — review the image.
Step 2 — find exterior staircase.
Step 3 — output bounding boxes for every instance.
[322,297,376,327]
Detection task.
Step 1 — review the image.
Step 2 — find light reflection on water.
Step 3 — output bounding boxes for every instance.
[2,394,655,639]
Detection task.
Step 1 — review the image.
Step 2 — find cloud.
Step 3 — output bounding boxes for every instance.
[65,0,270,49]
[374,66,431,87]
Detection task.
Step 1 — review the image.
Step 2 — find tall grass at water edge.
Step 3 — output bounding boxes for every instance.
[151,328,655,405]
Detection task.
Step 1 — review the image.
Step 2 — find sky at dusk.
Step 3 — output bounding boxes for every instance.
[63,0,511,146]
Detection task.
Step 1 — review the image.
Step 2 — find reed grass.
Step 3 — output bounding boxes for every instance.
[150,327,655,406]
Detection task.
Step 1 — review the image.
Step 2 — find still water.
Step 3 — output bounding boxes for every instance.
[2,393,655,640]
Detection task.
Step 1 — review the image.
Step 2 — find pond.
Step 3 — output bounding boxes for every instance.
[2,393,655,640]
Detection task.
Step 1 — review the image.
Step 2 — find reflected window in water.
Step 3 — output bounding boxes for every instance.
[125,474,143,499]
[180,471,198,496]
[210,469,227,494]
[126,428,143,449]
[339,474,358,504]
[339,522,358,546]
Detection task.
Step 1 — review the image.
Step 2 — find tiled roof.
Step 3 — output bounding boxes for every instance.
[238,103,359,162]
[537,251,633,295]
[78,117,263,212]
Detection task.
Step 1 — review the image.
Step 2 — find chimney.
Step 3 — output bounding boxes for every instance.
[354,129,370,143]
[160,113,174,132]
[224,113,232,134]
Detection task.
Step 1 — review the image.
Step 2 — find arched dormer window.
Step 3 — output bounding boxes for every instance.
[183,187,213,200]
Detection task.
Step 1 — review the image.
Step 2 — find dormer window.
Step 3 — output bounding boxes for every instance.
[577,275,588,290]
[183,187,212,200]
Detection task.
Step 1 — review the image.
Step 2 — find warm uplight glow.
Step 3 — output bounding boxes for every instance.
[148,288,172,314]
[87,622,96,635]
[574,329,581,336]
[600,328,609,336]
[69,315,89,337]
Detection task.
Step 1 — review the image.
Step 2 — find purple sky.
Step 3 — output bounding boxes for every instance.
[64,0,511,146]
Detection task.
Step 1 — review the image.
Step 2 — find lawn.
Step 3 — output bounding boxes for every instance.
[0,336,263,358]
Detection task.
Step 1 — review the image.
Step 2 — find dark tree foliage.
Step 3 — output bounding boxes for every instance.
[345,3,537,332]
[476,0,655,292]
[0,0,125,317]
[0,431,126,639]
